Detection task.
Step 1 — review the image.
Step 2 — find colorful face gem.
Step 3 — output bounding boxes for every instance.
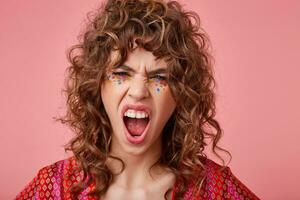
[106,70,168,93]
[149,76,168,93]
[106,71,131,85]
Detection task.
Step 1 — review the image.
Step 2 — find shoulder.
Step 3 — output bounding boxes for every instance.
[15,156,89,200]
[184,157,260,199]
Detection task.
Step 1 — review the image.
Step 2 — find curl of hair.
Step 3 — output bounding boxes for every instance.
[54,0,231,199]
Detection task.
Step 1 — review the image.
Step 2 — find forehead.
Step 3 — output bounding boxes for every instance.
[126,48,167,68]
[109,47,168,71]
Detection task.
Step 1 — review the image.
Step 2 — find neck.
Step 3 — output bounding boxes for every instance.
[107,137,169,189]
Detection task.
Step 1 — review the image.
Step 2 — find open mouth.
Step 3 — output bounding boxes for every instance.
[121,106,151,144]
[123,116,150,137]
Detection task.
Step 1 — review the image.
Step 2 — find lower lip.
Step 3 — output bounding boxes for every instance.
[123,118,151,145]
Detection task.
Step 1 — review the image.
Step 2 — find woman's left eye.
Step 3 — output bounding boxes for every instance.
[151,75,167,82]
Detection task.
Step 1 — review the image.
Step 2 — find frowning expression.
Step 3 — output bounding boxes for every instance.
[101,47,176,156]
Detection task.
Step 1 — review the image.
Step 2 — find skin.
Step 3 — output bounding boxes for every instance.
[100,46,177,199]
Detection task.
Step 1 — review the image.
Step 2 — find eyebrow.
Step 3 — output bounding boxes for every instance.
[113,65,168,75]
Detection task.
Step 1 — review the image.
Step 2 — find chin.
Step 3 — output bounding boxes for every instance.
[122,143,150,156]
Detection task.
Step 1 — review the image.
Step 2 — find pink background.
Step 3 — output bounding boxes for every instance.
[1,0,299,199]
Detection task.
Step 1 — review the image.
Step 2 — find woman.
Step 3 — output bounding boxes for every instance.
[16,0,260,199]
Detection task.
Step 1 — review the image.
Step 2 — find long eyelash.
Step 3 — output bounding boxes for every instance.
[110,72,166,82]
[152,75,167,81]
[112,71,129,76]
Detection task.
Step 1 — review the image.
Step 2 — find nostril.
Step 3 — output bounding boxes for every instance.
[128,86,150,99]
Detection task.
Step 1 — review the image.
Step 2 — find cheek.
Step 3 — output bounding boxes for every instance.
[148,80,175,110]
[101,80,127,115]
[102,74,129,100]
[148,79,168,93]
[152,86,176,118]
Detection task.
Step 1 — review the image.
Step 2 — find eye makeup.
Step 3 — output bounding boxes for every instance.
[106,69,169,93]
[148,75,168,93]
[106,71,131,85]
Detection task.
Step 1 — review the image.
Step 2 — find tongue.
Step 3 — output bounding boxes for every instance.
[124,117,149,136]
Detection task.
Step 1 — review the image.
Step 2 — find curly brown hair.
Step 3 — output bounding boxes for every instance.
[54,0,231,199]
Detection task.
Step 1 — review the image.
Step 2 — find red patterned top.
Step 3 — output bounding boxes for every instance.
[16,156,260,199]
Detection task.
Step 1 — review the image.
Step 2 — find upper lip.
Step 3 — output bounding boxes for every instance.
[121,104,152,118]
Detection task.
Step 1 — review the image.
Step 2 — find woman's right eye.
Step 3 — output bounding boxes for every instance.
[111,71,130,77]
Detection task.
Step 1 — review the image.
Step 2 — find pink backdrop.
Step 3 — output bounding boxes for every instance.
[1,0,299,199]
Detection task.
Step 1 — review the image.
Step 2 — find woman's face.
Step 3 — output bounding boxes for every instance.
[101,47,176,156]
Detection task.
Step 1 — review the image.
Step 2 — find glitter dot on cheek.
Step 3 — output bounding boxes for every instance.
[154,83,167,93]
[149,78,168,93]
[106,73,127,85]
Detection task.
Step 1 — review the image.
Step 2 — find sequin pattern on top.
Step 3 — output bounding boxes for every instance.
[15,157,97,200]
[176,159,260,200]
[16,156,260,200]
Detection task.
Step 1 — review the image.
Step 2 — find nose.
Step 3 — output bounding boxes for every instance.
[127,75,150,101]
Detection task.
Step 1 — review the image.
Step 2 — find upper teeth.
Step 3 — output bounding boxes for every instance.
[124,109,149,119]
